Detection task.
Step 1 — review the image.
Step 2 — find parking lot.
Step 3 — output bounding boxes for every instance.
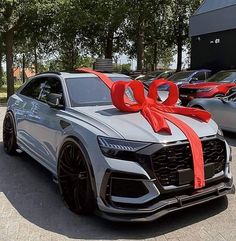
[0,106,235,241]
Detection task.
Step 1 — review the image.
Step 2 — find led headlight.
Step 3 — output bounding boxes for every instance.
[196,88,213,93]
[98,136,151,160]
[217,128,224,136]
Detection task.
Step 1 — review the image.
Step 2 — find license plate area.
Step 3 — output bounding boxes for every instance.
[178,163,215,185]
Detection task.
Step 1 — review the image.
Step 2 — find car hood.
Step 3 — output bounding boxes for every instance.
[71,105,218,143]
[182,82,233,89]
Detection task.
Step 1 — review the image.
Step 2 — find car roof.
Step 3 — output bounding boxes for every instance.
[37,72,130,79]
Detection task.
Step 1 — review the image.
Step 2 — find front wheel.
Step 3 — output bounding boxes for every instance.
[58,139,95,214]
[3,112,17,155]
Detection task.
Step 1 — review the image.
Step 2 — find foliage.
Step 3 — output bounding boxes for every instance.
[0,0,204,98]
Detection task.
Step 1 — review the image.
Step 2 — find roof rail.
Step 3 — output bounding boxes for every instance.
[36,71,62,76]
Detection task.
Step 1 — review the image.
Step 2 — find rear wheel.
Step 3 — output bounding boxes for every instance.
[3,112,17,155]
[58,139,95,214]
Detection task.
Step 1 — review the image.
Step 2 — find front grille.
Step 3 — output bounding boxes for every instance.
[180,88,198,95]
[151,138,226,186]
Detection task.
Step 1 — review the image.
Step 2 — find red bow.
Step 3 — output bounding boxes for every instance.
[111,79,212,189]
[75,68,212,189]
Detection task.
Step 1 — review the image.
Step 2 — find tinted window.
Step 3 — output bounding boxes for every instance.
[168,71,195,82]
[20,77,47,99]
[66,76,131,106]
[38,77,64,105]
[207,71,236,83]
[194,72,206,80]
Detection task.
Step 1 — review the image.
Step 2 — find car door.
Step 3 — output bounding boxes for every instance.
[16,76,48,151]
[218,93,236,132]
[18,76,65,173]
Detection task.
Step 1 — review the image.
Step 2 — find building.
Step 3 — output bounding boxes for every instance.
[189,0,236,73]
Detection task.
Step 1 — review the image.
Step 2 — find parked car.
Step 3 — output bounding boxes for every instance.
[158,69,212,91]
[141,70,174,86]
[168,69,212,87]
[179,70,236,105]
[135,70,164,81]
[3,70,234,222]
[188,87,236,133]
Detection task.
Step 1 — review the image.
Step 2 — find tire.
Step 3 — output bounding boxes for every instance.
[58,139,95,214]
[3,112,17,155]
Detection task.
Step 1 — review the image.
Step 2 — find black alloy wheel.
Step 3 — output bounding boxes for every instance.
[3,112,17,155]
[58,139,95,214]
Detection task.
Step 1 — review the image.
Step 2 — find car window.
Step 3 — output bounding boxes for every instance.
[20,77,47,99]
[194,72,206,80]
[38,77,64,105]
[207,71,236,83]
[168,71,195,82]
[66,76,134,106]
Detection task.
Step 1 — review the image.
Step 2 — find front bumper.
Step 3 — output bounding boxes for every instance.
[97,178,234,222]
[96,136,234,222]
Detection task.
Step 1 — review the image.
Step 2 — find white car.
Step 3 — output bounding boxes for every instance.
[3,71,234,222]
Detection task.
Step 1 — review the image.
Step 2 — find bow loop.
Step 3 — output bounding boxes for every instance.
[148,79,179,106]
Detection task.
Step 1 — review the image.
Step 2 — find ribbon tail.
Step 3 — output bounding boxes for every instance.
[164,113,205,189]
[167,106,212,122]
[141,107,171,134]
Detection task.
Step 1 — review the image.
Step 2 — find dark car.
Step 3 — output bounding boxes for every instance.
[168,69,212,87]
[179,70,236,105]
[140,70,174,86]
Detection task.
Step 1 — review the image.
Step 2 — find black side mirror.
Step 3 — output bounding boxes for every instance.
[220,96,228,103]
[190,77,199,83]
[47,93,64,109]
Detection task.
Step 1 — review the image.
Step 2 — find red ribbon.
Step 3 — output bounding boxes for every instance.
[112,79,211,189]
[75,68,212,189]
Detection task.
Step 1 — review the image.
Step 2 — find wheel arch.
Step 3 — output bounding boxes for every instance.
[57,135,98,198]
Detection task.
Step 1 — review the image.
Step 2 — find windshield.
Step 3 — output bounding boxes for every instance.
[207,71,236,83]
[66,76,133,106]
[168,71,195,82]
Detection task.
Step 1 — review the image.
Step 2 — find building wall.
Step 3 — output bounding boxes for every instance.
[191,29,236,73]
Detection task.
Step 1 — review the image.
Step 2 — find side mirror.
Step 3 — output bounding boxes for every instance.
[46,93,64,109]
[220,96,228,103]
[190,77,199,83]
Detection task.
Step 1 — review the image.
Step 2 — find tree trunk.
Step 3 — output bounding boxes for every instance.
[22,54,26,83]
[176,16,183,72]
[153,42,158,71]
[105,29,114,59]
[0,47,3,86]
[176,38,182,72]
[136,15,144,72]
[34,46,38,74]
[5,30,14,99]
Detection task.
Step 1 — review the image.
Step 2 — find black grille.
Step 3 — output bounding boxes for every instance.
[179,88,198,95]
[151,138,226,186]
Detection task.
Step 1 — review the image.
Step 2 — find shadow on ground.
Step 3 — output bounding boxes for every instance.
[0,142,229,240]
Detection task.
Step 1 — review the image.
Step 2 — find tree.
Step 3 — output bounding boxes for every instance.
[167,0,203,71]
[125,0,173,71]
[0,0,61,98]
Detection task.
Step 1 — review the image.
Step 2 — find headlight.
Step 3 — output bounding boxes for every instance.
[196,88,213,93]
[217,128,224,136]
[98,136,151,160]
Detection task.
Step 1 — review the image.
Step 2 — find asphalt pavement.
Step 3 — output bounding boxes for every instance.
[0,106,235,241]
